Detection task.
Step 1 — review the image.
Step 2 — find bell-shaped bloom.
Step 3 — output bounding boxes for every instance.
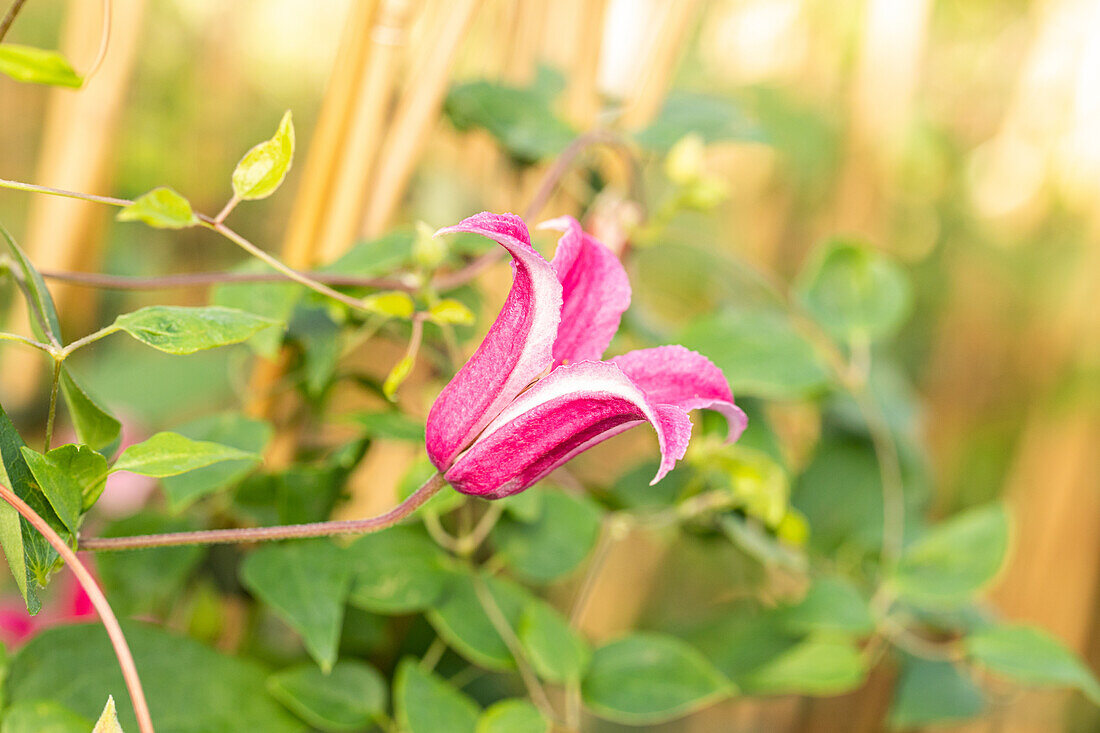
[426,212,746,499]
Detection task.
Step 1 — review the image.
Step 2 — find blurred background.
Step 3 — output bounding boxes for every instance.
[1,0,1099,731]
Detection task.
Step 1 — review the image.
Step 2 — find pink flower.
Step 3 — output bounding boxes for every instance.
[425,212,747,499]
[0,573,94,645]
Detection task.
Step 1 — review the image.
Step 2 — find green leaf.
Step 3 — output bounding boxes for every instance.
[398,457,464,516]
[361,291,415,319]
[0,44,82,87]
[428,299,475,326]
[679,307,831,400]
[211,264,303,358]
[687,611,801,686]
[158,413,272,512]
[91,696,124,733]
[232,110,295,200]
[891,502,1009,608]
[114,305,281,355]
[239,540,351,671]
[796,238,912,341]
[115,188,196,229]
[21,445,108,531]
[426,572,532,670]
[7,622,303,732]
[888,658,985,728]
[95,513,205,617]
[383,355,414,401]
[0,699,92,732]
[777,576,874,637]
[268,660,387,732]
[582,633,731,725]
[2,224,62,343]
[738,636,866,696]
[476,700,547,733]
[965,624,1100,704]
[491,489,602,584]
[499,489,542,523]
[59,369,121,455]
[393,657,479,733]
[320,231,414,277]
[445,73,575,164]
[518,599,591,683]
[345,526,455,614]
[349,411,425,442]
[636,91,762,151]
[112,431,258,478]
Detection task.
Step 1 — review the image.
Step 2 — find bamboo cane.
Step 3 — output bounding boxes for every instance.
[618,0,701,128]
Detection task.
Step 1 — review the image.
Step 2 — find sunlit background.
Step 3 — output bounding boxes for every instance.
[1,0,1099,730]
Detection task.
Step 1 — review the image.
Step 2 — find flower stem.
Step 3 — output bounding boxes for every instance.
[0,482,155,733]
[43,358,61,451]
[79,472,446,551]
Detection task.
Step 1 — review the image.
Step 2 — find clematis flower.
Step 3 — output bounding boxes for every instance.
[426,212,746,499]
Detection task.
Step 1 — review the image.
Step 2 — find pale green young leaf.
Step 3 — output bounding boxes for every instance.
[476,699,547,733]
[114,305,281,354]
[115,187,197,229]
[267,660,387,732]
[393,658,479,733]
[383,355,414,401]
[361,291,415,319]
[111,431,258,478]
[59,369,121,454]
[91,696,124,733]
[428,299,475,326]
[232,110,295,200]
[0,44,82,88]
[582,633,732,725]
[239,540,351,671]
[965,624,1100,705]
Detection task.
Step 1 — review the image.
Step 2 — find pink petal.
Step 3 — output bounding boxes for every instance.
[610,345,748,443]
[540,216,631,366]
[426,213,563,470]
[444,361,692,499]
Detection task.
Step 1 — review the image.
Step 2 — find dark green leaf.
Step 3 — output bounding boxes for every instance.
[20,445,107,531]
[518,599,591,683]
[268,660,387,732]
[965,624,1100,704]
[393,657,479,733]
[112,431,258,478]
[159,413,272,512]
[239,540,351,671]
[777,576,874,637]
[345,526,455,614]
[891,503,1009,608]
[349,412,426,442]
[476,699,547,733]
[636,91,762,150]
[59,369,121,455]
[687,611,801,685]
[679,307,831,400]
[114,305,281,355]
[888,658,985,728]
[491,489,602,584]
[115,188,196,229]
[582,633,731,725]
[796,238,912,341]
[6,622,303,732]
[0,699,91,733]
[426,572,532,670]
[232,110,295,200]
[739,636,866,696]
[0,44,82,87]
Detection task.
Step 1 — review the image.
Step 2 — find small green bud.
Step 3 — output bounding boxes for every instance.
[665,133,706,185]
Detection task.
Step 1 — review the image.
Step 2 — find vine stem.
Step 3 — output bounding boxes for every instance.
[43,358,61,450]
[0,482,155,733]
[79,472,445,551]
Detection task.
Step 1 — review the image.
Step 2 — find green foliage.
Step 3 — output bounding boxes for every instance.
[349,411,425,442]
[738,637,866,696]
[890,503,1010,608]
[6,622,302,732]
[445,70,575,164]
[2,224,62,342]
[796,238,912,341]
[91,697,124,733]
[581,633,732,724]
[116,188,197,229]
[59,370,121,454]
[20,444,107,531]
[491,489,603,583]
[211,268,303,358]
[776,576,874,637]
[1,699,92,732]
[965,625,1100,704]
[636,91,762,151]
[113,305,281,355]
[888,658,985,728]
[426,571,530,670]
[475,699,547,733]
[112,431,258,478]
[345,526,456,614]
[239,540,352,671]
[518,599,591,683]
[361,291,415,319]
[0,44,81,87]
[267,661,387,732]
[393,658,480,733]
[232,110,295,200]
